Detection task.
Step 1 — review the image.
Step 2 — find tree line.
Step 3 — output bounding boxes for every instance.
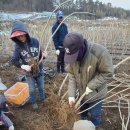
[0,0,130,19]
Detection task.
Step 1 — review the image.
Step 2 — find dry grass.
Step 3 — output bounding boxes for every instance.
[0,19,130,65]
[0,18,130,130]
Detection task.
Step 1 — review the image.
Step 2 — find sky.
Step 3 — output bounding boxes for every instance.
[94,0,130,10]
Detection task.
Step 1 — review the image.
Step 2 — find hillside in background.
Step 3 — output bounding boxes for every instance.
[0,0,130,19]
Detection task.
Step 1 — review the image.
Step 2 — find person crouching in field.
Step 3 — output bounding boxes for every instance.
[63,32,114,128]
[10,20,47,110]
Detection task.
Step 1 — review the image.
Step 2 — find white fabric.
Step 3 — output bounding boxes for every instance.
[85,87,93,95]
[9,125,14,130]
[0,78,7,91]
[55,50,60,55]
[21,65,31,72]
[69,97,75,107]
[42,51,47,58]
[0,121,3,125]
[69,97,75,103]
[73,120,95,130]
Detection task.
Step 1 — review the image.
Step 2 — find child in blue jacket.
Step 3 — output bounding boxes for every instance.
[10,20,46,110]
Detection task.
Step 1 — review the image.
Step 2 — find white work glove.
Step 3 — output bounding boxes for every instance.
[85,87,93,95]
[69,97,75,107]
[55,50,60,55]
[9,125,14,130]
[21,65,31,72]
[0,121,3,125]
[42,51,47,58]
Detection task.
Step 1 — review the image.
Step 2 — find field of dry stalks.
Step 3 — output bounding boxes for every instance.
[0,19,130,130]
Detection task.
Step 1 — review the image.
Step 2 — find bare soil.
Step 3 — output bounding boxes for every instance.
[0,57,130,130]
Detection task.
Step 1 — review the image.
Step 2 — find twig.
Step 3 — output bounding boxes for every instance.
[75,65,92,109]
[103,106,130,109]
[45,11,96,51]
[78,86,130,114]
[76,81,124,111]
[75,92,86,109]
[125,101,130,130]
[42,0,72,38]
[61,90,68,100]
[58,74,68,96]
[114,56,130,69]
[118,99,126,130]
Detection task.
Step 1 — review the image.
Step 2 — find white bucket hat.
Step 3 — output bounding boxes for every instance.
[73,120,95,130]
[0,78,7,91]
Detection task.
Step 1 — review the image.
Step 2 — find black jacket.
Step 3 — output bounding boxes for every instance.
[52,22,68,50]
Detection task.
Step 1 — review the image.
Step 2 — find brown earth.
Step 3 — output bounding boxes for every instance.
[0,57,130,130]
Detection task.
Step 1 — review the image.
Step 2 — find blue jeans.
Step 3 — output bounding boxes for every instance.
[26,75,45,103]
[80,99,102,127]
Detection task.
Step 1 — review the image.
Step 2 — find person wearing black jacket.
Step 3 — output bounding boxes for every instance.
[52,10,68,73]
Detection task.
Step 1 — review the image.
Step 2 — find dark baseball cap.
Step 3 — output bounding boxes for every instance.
[56,10,64,17]
[63,32,84,64]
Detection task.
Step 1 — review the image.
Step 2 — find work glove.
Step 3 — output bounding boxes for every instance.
[55,50,60,55]
[0,121,3,125]
[21,65,31,72]
[42,51,47,58]
[85,87,93,95]
[69,97,75,107]
[9,125,14,130]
